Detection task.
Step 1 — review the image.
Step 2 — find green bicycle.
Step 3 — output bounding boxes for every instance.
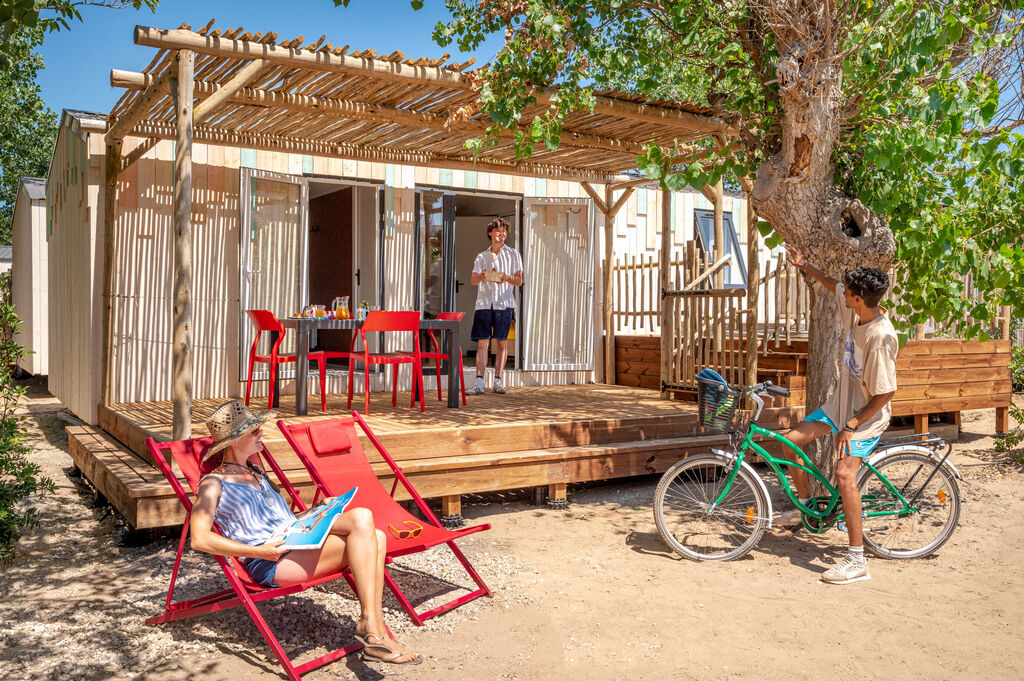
[654,371,962,562]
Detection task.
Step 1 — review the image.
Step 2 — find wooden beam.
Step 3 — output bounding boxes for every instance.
[100,140,123,407]
[129,120,614,183]
[659,188,673,400]
[133,25,734,136]
[105,58,176,145]
[171,51,194,441]
[603,184,615,385]
[111,70,683,159]
[118,60,268,174]
[606,187,636,220]
[579,181,608,215]
[609,176,658,192]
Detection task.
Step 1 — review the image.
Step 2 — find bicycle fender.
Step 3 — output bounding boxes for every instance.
[710,449,775,528]
[858,444,964,484]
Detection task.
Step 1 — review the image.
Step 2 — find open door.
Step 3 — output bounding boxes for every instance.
[521,198,594,371]
[238,168,308,378]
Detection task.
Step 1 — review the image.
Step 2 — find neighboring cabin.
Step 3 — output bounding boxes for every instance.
[11,177,49,376]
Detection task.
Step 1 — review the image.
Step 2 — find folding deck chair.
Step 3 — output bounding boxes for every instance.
[144,435,369,681]
[277,413,492,626]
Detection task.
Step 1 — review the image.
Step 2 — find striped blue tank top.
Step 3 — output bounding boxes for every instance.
[202,474,295,546]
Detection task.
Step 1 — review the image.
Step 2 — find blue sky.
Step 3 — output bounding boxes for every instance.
[37,0,503,115]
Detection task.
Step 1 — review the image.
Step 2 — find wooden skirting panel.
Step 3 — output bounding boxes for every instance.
[616,335,1011,425]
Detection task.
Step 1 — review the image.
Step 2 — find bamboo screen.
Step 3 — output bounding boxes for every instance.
[523,202,593,370]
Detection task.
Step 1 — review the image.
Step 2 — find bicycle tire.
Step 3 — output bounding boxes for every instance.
[653,454,768,562]
[858,451,961,559]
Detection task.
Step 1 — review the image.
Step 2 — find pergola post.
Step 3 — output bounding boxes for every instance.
[997,305,1012,434]
[171,50,195,440]
[744,195,759,388]
[713,179,724,287]
[659,188,673,399]
[602,185,616,385]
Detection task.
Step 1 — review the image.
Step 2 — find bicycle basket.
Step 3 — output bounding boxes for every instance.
[696,375,742,433]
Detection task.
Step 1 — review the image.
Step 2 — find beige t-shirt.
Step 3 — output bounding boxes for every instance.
[820,283,899,440]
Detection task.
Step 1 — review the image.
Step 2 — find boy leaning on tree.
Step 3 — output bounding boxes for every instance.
[777,244,899,584]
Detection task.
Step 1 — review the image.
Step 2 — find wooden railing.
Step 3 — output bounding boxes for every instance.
[757,254,808,350]
[662,288,749,391]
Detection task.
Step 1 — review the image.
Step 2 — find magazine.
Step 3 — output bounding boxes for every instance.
[268,487,358,550]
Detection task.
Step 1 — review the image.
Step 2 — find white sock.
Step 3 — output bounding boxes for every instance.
[494,375,503,385]
[798,497,811,507]
[848,546,865,564]
[476,376,485,391]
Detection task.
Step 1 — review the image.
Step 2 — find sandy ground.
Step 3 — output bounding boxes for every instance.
[1,378,1022,681]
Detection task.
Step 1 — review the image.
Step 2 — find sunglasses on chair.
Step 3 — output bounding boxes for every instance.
[387,520,423,540]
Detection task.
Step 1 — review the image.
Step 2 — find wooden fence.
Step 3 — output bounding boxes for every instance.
[757,254,808,350]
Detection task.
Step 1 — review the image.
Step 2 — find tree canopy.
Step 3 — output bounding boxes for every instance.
[424,1,1023,339]
[0,26,56,245]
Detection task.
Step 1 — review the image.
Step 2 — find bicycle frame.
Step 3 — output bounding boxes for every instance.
[711,423,917,527]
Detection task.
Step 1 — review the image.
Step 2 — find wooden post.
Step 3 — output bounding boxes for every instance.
[603,184,616,385]
[996,305,1011,433]
[171,50,194,441]
[441,495,461,518]
[659,188,673,399]
[713,179,724,288]
[744,196,759,388]
[547,482,567,504]
[100,141,123,407]
[913,413,928,438]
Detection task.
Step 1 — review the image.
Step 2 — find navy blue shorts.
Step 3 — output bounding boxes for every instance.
[242,555,283,588]
[471,307,515,341]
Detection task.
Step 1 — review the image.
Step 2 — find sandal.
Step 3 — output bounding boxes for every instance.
[353,632,393,654]
[358,635,424,665]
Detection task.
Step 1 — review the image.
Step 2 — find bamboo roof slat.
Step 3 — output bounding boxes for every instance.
[107,20,737,181]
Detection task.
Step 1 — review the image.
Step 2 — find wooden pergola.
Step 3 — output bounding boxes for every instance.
[103,21,758,438]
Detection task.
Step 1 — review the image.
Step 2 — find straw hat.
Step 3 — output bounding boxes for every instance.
[203,400,275,459]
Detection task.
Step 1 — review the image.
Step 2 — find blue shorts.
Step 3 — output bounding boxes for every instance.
[804,408,880,458]
[471,307,515,341]
[242,555,283,588]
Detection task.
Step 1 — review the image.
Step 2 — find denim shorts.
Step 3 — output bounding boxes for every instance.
[804,408,880,458]
[471,307,515,341]
[242,555,283,588]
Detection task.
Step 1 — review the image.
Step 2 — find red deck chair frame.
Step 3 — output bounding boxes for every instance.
[144,435,368,681]
[245,310,346,412]
[418,311,467,406]
[346,310,426,414]
[277,413,491,625]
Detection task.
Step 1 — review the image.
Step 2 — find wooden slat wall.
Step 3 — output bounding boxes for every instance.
[47,117,104,424]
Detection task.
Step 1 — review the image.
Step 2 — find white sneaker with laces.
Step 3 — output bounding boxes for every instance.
[820,555,870,584]
[493,378,507,395]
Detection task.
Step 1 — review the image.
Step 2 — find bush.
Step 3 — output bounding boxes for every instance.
[0,271,54,563]
[1010,345,1024,393]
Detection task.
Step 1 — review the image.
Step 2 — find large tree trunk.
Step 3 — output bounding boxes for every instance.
[749,15,896,482]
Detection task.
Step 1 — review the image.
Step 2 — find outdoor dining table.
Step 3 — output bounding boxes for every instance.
[274,316,462,415]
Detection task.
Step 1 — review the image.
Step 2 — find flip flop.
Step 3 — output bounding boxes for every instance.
[353,632,394,654]
[361,650,424,666]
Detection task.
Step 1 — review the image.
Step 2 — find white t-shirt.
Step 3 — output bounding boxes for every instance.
[820,283,899,440]
[472,245,523,310]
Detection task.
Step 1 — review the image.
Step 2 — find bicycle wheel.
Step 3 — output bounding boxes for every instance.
[653,454,768,561]
[858,451,961,559]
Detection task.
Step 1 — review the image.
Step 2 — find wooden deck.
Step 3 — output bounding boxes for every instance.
[70,384,804,529]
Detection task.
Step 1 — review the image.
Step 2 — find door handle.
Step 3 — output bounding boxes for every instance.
[356,268,361,285]
[455,278,464,293]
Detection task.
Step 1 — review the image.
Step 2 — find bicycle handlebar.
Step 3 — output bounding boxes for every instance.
[748,380,790,398]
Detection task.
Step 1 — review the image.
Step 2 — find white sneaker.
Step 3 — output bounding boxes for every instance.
[493,378,507,395]
[470,385,485,396]
[820,555,870,584]
[777,508,803,526]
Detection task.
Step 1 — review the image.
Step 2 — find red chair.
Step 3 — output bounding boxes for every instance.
[144,435,371,680]
[418,311,467,406]
[277,414,491,626]
[245,310,345,411]
[346,311,425,414]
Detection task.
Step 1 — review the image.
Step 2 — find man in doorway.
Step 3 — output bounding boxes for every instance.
[779,244,898,584]
[469,217,523,395]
